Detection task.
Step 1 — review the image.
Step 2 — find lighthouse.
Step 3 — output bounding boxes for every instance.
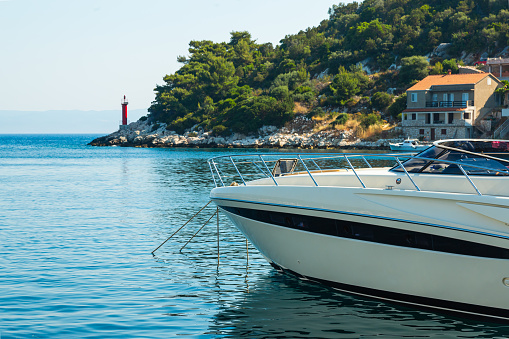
[120,95,128,130]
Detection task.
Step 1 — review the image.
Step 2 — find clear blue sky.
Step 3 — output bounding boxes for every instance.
[0,0,352,132]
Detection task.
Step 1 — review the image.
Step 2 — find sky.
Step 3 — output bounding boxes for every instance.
[0,0,352,133]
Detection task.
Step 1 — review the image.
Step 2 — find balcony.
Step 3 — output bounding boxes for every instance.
[425,100,473,108]
[497,71,509,79]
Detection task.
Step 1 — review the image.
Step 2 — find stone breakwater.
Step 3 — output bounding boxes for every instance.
[89,119,400,149]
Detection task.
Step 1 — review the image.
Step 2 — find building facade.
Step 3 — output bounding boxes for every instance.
[487,57,509,81]
[402,73,502,140]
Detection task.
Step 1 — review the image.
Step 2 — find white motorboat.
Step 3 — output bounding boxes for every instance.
[390,138,430,151]
[208,140,509,321]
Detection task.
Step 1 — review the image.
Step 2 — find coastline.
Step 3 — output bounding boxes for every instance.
[88,119,401,150]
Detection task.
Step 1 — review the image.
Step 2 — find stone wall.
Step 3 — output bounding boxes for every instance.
[403,126,471,140]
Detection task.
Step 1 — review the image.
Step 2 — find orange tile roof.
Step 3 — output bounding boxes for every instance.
[407,73,491,91]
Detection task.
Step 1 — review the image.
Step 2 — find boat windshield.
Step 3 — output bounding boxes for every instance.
[390,140,509,176]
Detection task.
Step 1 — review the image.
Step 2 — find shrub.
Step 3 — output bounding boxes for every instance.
[359,113,381,129]
[168,114,200,134]
[388,93,407,120]
[212,125,229,136]
[370,92,393,112]
[270,85,290,100]
[307,107,326,118]
[442,59,459,74]
[399,56,429,86]
[333,112,349,126]
[293,91,316,103]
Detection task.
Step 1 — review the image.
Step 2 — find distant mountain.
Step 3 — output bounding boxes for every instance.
[0,109,148,134]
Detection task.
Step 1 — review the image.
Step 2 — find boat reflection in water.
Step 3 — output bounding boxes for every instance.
[208,140,509,322]
[207,270,509,337]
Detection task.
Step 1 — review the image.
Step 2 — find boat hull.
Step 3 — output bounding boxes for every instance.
[211,185,509,321]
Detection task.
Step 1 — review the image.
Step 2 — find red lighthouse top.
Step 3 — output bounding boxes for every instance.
[121,95,128,126]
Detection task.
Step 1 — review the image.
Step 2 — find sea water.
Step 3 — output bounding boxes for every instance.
[1,134,509,338]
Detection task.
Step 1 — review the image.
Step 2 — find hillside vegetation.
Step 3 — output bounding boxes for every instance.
[148,0,509,136]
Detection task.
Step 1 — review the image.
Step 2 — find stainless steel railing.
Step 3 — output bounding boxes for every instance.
[208,152,509,196]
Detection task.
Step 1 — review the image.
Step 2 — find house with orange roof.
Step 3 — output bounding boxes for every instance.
[402,71,502,140]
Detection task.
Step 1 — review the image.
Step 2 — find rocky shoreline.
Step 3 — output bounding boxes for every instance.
[89,118,402,150]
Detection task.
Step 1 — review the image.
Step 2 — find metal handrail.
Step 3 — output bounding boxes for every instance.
[395,157,421,191]
[208,161,218,188]
[344,155,365,188]
[298,154,318,186]
[310,159,323,172]
[458,164,482,196]
[494,119,509,139]
[230,156,246,186]
[252,160,270,178]
[259,155,278,186]
[210,159,225,187]
[208,152,506,196]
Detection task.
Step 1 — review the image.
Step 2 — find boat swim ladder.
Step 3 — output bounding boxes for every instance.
[151,201,250,265]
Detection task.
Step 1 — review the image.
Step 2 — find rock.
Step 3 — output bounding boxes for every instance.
[432,43,451,58]
[89,113,395,150]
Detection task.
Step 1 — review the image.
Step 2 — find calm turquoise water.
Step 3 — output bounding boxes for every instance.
[1,134,509,338]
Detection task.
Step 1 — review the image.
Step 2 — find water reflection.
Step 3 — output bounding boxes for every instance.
[207,272,509,338]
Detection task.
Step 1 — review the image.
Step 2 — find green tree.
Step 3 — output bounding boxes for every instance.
[442,59,459,74]
[430,61,444,75]
[359,112,381,128]
[388,93,407,120]
[371,92,393,112]
[399,56,429,85]
[329,66,361,105]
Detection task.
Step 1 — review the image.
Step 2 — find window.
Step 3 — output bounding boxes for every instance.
[442,129,447,135]
[391,141,509,175]
[412,113,416,120]
[411,93,417,102]
[462,93,469,102]
[419,129,424,135]
[464,112,470,119]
